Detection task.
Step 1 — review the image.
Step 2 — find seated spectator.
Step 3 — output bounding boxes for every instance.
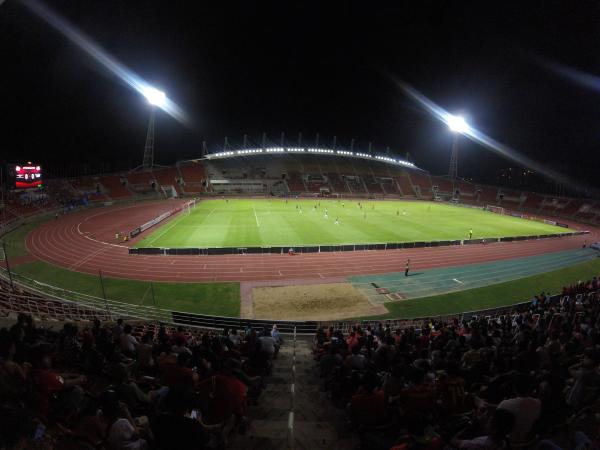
[162,352,198,390]
[120,324,139,357]
[258,328,277,359]
[171,335,192,355]
[136,333,155,372]
[497,373,541,445]
[31,345,88,421]
[196,369,248,426]
[345,344,367,371]
[100,390,148,450]
[228,328,241,347]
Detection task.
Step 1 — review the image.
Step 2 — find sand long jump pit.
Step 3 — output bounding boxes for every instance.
[252,282,387,321]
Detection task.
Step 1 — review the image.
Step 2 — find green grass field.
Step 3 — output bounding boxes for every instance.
[135,199,565,248]
[11,261,240,317]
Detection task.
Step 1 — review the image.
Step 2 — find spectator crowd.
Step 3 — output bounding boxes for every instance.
[314,277,600,449]
[0,314,282,449]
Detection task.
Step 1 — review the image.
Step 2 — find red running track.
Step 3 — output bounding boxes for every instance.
[25,201,597,283]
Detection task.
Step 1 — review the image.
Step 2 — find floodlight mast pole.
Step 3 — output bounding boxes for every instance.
[142,107,156,169]
[448,133,459,181]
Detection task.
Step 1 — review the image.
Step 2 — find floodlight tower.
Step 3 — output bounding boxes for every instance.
[447,115,469,181]
[141,87,166,169]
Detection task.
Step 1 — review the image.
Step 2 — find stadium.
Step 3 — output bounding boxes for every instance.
[3,149,596,325]
[2,1,600,450]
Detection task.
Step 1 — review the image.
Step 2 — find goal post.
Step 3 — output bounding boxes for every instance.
[486,205,504,215]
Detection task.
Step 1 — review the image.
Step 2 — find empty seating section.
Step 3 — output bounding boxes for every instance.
[305,174,329,193]
[430,176,453,194]
[560,199,585,216]
[520,192,544,211]
[126,171,156,191]
[476,185,498,205]
[154,167,182,194]
[363,175,384,194]
[179,163,206,182]
[455,179,474,195]
[98,175,133,199]
[345,176,366,194]
[540,201,558,214]
[499,188,522,207]
[380,178,399,194]
[0,278,109,322]
[286,172,306,192]
[396,171,415,196]
[179,163,206,193]
[408,171,433,199]
[326,173,349,193]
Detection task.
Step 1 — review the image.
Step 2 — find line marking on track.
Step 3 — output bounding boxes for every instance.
[453,278,464,284]
[77,223,128,248]
[69,246,108,270]
[253,207,260,227]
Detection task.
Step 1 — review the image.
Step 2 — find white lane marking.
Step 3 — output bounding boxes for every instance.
[453,278,464,284]
[253,207,260,227]
[146,214,185,246]
[69,246,108,270]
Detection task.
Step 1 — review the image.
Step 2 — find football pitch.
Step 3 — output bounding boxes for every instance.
[133,199,567,248]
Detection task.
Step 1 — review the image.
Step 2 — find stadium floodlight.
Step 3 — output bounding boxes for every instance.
[447,115,469,134]
[142,86,167,107]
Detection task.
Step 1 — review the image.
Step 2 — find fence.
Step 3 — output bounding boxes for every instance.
[130,230,588,255]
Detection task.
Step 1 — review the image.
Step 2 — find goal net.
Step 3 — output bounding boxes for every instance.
[486,205,505,215]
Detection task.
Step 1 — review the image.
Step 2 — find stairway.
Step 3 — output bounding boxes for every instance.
[230,336,357,450]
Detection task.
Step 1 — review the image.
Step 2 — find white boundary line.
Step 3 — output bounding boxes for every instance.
[253,207,260,227]
[145,214,186,246]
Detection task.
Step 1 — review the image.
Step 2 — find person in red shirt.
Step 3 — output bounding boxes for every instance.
[162,352,198,390]
[31,346,87,421]
[197,370,247,425]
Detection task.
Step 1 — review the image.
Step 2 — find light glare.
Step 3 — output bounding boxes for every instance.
[142,87,167,107]
[447,115,469,133]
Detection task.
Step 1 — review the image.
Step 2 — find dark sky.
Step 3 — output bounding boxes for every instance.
[2,1,600,192]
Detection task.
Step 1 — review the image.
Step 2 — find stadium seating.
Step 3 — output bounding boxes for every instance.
[520,192,544,211]
[153,167,183,195]
[326,172,350,193]
[285,172,306,193]
[560,199,585,217]
[98,175,133,199]
[476,185,499,205]
[498,188,522,208]
[396,171,416,197]
[408,171,433,199]
[363,175,385,195]
[345,175,367,194]
[380,177,400,195]
[430,175,454,196]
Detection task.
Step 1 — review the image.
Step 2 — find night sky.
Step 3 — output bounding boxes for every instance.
[2,1,600,193]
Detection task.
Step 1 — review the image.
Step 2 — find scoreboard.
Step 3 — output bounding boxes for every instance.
[15,163,43,189]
